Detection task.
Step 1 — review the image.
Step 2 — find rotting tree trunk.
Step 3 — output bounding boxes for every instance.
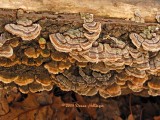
[0,0,160,22]
[0,1,159,120]
[0,0,159,97]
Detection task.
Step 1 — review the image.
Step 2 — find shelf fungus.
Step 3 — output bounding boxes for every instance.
[80,43,122,63]
[49,14,101,53]
[99,84,121,98]
[148,77,160,96]
[53,67,121,98]
[49,28,100,53]
[44,61,71,74]
[130,32,160,52]
[0,34,9,47]
[5,19,42,41]
[0,45,13,58]
[83,21,101,41]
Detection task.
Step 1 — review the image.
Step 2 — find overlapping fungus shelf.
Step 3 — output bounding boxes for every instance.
[0,9,159,98]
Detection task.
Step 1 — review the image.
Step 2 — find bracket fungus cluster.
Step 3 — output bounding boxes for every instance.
[0,11,159,98]
[5,19,41,41]
[49,13,101,54]
[130,29,160,52]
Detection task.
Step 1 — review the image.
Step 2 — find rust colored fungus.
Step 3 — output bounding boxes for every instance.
[24,47,40,58]
[0,45,13,58]
[99,83,121,98]
[5,20,41,41]
[148,77,160,96]
[44,61,71,74]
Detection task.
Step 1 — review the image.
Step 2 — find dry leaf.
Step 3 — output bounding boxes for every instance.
[128,114,135,120]
[154,116,160,120]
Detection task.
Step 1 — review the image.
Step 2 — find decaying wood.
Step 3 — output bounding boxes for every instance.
[0,0,160,22]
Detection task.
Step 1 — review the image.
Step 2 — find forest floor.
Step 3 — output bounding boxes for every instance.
[0,86,160,120]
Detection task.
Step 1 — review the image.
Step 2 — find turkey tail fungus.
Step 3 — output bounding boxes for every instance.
[0,0,159,119]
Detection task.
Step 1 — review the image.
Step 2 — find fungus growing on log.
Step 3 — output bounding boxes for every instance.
[0,45,13,58]
[5,20,41,41]
[148,77,160,96]
[24,47,40,58]
[81,43,122,63]
[0,34,9,47]
[0,71,19,83]
[49,33,82,52]
[129,33,144,48]
[0,8,159,101]
[14,72,34,86]
[99,83,121,98]
[125,67,146,78]
[130,32,160,52]
[44,61,71,74]
[142,34,160,52]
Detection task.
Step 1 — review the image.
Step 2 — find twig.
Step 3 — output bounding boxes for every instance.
[129,94,132,115]
[140,108,143,120]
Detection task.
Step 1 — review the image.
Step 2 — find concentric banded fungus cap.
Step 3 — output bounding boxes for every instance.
[16,19,32,26]
[131,76,148,86]
[14,73,34,86]
[129,33,144,48]
[19,85,29,94]
[5,23,42,41]
[142,35,160,52]
[0,45,13,58]
[81,87,98,96]
[82,43,105,63]
[0,34,8,47]
[148,89,160,96]
[125,67,146,78]
[106,84,121,97]
[44,61,63,74]
[49,33,73,52]
[83,22,101,33]
[90,62,110,73]
[29,81,43,93]
[99,84,121,98]
[128,82,143,92]
[24,47,40,58]
[0,71,19,83]
[148,77,160,90]
[36,73,52,86]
